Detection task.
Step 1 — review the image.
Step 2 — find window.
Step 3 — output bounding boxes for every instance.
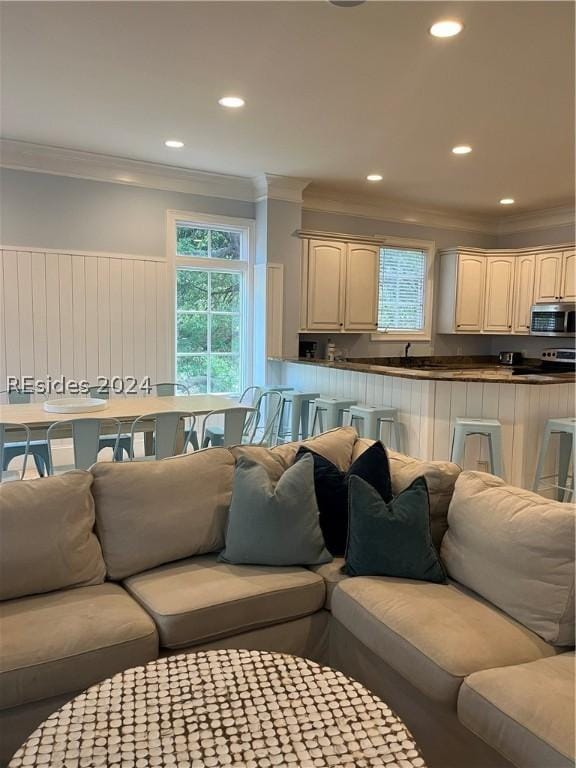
[374,242,434,339]
[169,212,253,395]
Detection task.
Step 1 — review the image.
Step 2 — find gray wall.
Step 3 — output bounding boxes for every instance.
[0,168,255,257]
[497,224,575,249]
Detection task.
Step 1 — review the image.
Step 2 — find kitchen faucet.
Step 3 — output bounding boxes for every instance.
[404,342,412,358]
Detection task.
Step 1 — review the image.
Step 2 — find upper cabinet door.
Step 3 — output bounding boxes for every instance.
[455,254,486,331]
[483,256,515,332]
[306,240,346,330]
[561,250,576,301]
[512,254,535,334]
[534,252,563,303]
[344,245,379,331]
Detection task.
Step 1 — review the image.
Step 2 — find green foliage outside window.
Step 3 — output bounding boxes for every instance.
[176,268,242,394]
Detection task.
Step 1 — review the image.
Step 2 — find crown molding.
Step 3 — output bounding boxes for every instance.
[0,139,256,202]
[253,173,311,203]
[302,191,496,235]
[2,140,573,236]
[497,205,575,235]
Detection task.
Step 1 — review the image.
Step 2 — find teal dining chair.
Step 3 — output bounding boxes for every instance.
[0,422,31,481]
[46,417,122,474]
[129,411,197,460]
[0,390,49,476]
[87,386,131,460]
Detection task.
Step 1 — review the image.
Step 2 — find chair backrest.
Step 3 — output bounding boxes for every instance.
[47,418,121,473]
[0,422,31,481]
[246,390,284,446]
[0,390,32,405]
[130,411,196,460]
[201,407,256,448]
[87,385,110,400]
[154,382,190,397]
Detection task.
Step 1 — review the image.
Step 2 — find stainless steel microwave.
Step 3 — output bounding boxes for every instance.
[530,302,576,336]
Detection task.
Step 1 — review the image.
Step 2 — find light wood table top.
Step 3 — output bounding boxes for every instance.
[0,394,238,428]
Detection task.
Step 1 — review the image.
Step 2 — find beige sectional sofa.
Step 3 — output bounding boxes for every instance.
[0,427,574,768]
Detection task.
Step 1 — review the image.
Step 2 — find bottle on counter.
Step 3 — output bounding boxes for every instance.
[326,339,336,362]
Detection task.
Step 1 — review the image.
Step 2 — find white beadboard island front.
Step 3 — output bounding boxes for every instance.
[271,359,575,492]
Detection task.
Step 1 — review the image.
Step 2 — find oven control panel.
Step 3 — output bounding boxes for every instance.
[541,348,576,363]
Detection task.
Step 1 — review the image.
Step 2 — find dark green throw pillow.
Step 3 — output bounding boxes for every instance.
[343,475,447,583]
[219,453,332,567]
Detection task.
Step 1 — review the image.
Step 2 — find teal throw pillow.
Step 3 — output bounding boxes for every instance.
[219,453,332,567]
[344,475,446,583]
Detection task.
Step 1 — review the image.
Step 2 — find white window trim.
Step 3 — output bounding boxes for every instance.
[370,237,436,342]
[166,209,255,393]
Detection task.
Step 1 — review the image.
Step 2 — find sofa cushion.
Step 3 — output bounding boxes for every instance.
[441,471,576,646]
[0,471,105,600]
[331,577,557,707]
[309,558,347,610]
[124,554,326,649]
[295,441,392,556]
[219,454,332,567]
[344,476,447,583]
[0,583,158,710]
[458,653,575,768]
[352,439,460,550]
[230,426,357,482]
[91,448,235,580]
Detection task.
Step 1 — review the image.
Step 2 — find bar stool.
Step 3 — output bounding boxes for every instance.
[533,417,575,502]
[260,384,294,393]
[349,405,402,451]
[450,418,503,478]
[277,390,320,443]
[311,397,357,435]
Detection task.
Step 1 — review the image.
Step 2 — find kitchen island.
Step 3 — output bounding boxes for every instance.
[269,356,575,491]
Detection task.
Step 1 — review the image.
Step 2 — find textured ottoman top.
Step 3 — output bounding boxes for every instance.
[9,648,426,768]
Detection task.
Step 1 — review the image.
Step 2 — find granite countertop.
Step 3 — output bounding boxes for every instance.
[275,356,576,385]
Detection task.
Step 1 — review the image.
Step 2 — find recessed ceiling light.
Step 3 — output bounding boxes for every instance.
[430,20,463,38]
[452,145,472,155]
[218,96,245,108]
[500,198,515,205]
[366,174,383,182]
[329,1,366,6]
[164,139,184,148]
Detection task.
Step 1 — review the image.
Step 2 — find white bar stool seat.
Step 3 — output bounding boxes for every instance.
[311,397,357,435]
[349,405,402,451]
[277,390,321,442]
[451,417,503,478]
[259,384,294,393]
[533,417,575,502]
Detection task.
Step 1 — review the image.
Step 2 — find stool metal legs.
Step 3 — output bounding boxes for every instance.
[533,420,575,502]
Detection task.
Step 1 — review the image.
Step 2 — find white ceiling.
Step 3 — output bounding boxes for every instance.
[1,1,574,215]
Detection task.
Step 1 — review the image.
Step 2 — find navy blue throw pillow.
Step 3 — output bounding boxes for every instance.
[295,441,392,556]
[343,475,447,583]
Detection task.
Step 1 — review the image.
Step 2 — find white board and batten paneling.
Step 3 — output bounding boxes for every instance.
[0,248,171,396]
[280,360,574,491]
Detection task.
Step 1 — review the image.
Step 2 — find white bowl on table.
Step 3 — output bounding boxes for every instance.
[43,398,108,414]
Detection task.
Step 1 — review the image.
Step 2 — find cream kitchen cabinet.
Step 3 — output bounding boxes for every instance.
[300,239,379,332]
[454,254,486,332]
[302,240,347,330]
[511,253,535,334]
[560,250,575,301]
[343,244,380,331]
[534,251,564,303]
[483,256,515,333]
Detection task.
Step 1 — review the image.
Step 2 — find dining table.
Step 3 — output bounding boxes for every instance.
[0,394,239,452]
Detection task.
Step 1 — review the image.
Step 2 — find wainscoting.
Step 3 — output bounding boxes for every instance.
[276,361,574,490]
[0,248,171,395]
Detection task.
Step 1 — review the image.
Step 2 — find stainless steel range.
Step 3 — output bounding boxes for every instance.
[513,347,576,375]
